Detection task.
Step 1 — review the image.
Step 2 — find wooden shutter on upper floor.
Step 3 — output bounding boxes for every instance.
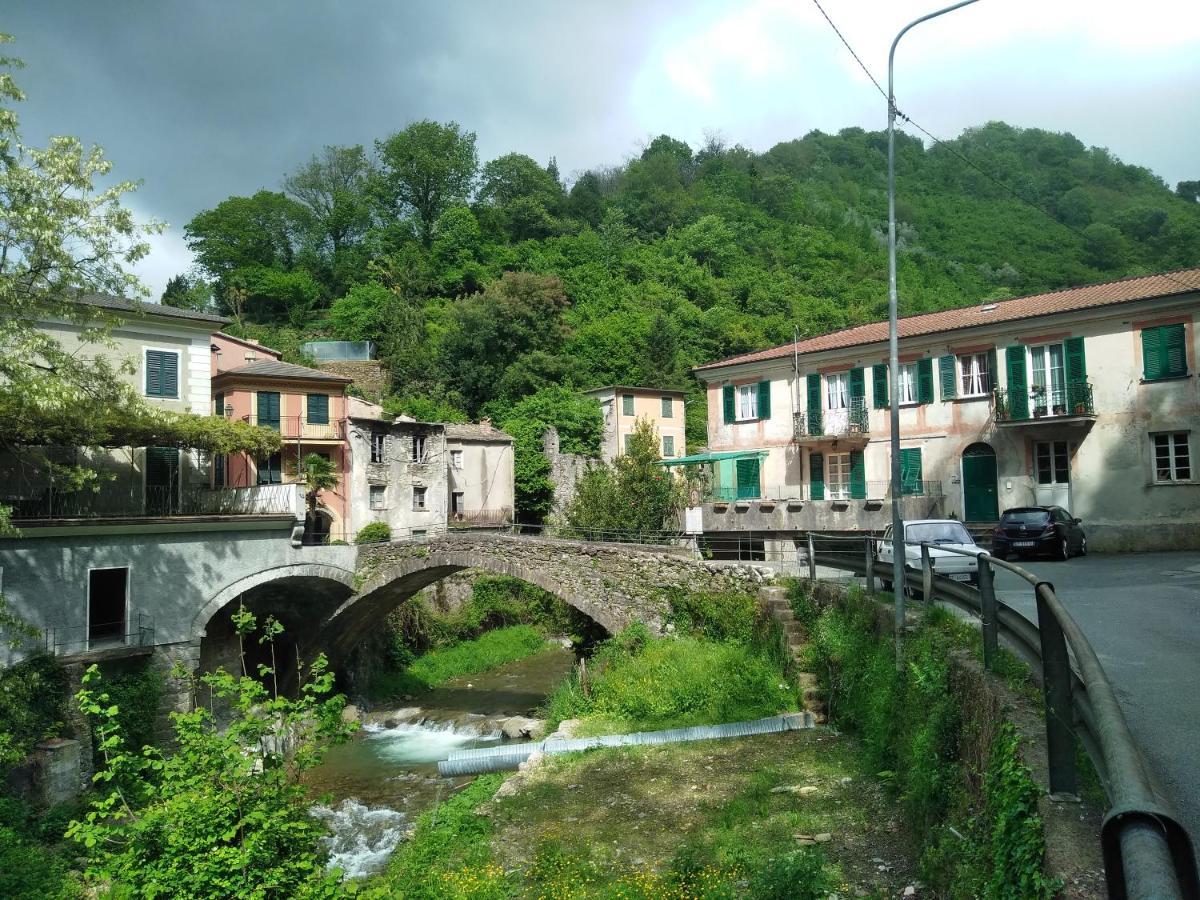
[872,364,888,409]
[806,373,823,435]
[987,348,998,393]
[848,367,865,409]
[1005,346,1029,420]
[145,350,178,398]
[899,448,923,496]
[917,358,934,405]
[1164,324,1187,377]
[849,450,866,500]
[809,451,825,501]
[307,394,329,425]
[1064,337,1087,384]
[939,355,957,400]
[722,385,735,424]
[757,381,771,420]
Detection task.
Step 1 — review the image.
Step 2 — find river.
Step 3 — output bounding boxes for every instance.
[306,645,576,878]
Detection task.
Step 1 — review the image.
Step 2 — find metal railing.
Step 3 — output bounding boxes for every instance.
[994,379,1095,422]
[703,480,943,504]
[238,414,346,441]
[9,482,301,520]
[793,399,870,441]
[807,531,1198,899]
[41,612,156,657]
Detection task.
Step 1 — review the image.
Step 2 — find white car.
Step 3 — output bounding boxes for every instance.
[875,519,987,590]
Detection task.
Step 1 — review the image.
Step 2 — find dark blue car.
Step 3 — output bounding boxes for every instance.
[991,506,1087,561]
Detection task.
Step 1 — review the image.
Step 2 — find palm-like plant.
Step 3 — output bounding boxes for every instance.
[297,453,338,514]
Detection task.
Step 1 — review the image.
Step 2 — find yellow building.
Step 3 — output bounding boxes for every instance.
[583,386,688,462]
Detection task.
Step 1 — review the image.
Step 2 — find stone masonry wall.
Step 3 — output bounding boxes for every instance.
[319,360,389,399]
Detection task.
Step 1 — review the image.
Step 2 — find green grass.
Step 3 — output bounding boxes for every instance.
[369,625,550,700]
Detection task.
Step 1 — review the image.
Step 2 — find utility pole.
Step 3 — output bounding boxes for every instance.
[887,0,980,670]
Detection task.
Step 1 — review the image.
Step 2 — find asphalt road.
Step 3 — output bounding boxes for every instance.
[989,551,1200,856]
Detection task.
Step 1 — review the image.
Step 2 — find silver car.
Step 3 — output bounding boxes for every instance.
[876,519,987,591]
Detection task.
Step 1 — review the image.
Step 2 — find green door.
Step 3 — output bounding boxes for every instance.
[145,446,180,515]
[735,457,761,500]
[962,443,999,522]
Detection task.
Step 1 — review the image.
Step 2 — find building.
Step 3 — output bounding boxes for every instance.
[211,358,353,543]
[444,420,515,526]
[583,386,688,462]
[688,269,1200,553]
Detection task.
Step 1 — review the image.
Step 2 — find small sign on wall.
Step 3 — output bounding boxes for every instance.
[685,506,704,535]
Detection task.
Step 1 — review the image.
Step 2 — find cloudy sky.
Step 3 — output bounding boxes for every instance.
[7,0,1199,297]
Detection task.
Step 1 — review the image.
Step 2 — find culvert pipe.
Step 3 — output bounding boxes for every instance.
[437,712,814,777]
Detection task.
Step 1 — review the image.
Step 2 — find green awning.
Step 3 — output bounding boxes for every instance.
[659,449,769,467]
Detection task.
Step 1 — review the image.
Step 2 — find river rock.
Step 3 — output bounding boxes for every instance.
[341,704,361,724]
[499,716,546,740]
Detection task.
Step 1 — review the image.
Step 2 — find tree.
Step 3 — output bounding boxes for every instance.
[375,120,478,246]
[184,190,314,281]
[1082,223,1126,269]
[282,144,373,254]
[296,452,338,515]
[161,272,215,312]
[1176,180,1200,203]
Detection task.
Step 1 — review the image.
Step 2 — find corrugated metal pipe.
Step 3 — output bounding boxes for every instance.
[437,712,815,777]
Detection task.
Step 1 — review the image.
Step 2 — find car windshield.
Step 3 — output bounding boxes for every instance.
[1002,509,1050,525]
[905,522,973,545]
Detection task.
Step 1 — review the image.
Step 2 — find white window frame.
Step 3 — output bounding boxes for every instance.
[826,452,852,500]
[897,363,919,405]
[412,485,427,510]
[143,347,181,399]
[87,565,130,650]
[662,435,675,457]
[1152,432,1192,483]
[369,484,386,510]
[825,372,848,411]
[1034,440,1070,485]
[412,435,427,463]
[1029,342,1066,412]
[370,432,386,464]
[958,352,990,397]
[450,449,463,470]
[661,396,674,418]
[735,384,758,421]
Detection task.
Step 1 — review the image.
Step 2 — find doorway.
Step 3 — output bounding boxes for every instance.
[1033,440,1071,510]
[145,446,180,515]
[88,567,129,647]
[962,443,999,521]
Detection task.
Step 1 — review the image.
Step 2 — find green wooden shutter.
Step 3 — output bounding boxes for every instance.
[1142,327,1165,380]
[257,391,280,429]
[939,355,957,400]
[917,358,934,405]
[806,373,822,435]
[214,392,224,417]
[735,457,761,500]
[809,451,825,500]
[307,394,329,425]
[1164,324,1187,377]
[162,353,178,398]
[722,385,735,423]
[757,380,771,420]
[145,350,169,396]
[987,347,998,393]
[849,450,866,500]
[900,448,923,495]
[1005,346,1029,420]
[1064,337,1087,385]
[872,364,888,409]
[848,367,865,407]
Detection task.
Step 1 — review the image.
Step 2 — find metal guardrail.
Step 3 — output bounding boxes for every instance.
[703,480,944,504]
[807,531,1198,899]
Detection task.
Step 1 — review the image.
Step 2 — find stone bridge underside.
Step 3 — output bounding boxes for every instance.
[321,534,770,659]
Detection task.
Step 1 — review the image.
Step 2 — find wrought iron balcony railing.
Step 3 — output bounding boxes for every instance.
[702,480,942,504]
[993,380,1095,423]
[9,483,301,521]
[238,415,346,441]
[792,399,870,442]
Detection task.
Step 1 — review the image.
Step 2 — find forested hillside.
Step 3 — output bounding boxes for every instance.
[170,120,1200,462]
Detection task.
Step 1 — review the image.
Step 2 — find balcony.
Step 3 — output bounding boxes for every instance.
[696,480,946,532]
[239,415,346,441]
[792,400,869,445]
[9,483,302,522]
[993,380,1095,426]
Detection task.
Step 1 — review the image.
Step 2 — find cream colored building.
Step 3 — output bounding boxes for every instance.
[583,386,688,462]
[689,269,1200,553]
[445,421,515,526]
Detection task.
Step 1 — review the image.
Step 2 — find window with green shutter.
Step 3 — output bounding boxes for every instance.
[849,450,866,500]
[257,392,281,430]
[257,451,282,485]
[848,367,865,409]
[917,358,934,405]
[722,385,735,424]
[735,457,760,500]
[1005,346,1029,420]
[872,364,888,409]
[806,373,823,435]
[809,451,824,500]
[756,381,771,420]
[214,392,225,417]
[1142,324,1187,380]
[1064,336,1086,383]
[622,394,635,416]
[939,355,957,400]
[661,396,673,418]
[307,394,329,425]
[145,350,179,398]
[900,448,923,495]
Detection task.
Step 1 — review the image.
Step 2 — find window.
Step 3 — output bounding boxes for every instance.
[257,391,281,430]
[369,485,386,509]
[214,392,225,417]
[257,451,282,485]
[413,486,427,510]
[1029,343,1066,413]
[144,349,179,398]
[411,529,427,538]
[451,491,465,516]
[370,431,385,464]
[214,454,226,488]
[1035,441,1070,485]
[826,452,851,500]
[307,394,329,425]
[661,396,673,418]
[88,567,128,646]
[1142,323,1188,380]
[412,435,426,463]
[662,435,675,457]
[736,384,758,421]
[897,364,919,405]
[450,449,464,470]
[1152,432,1191,482]
[959,353,990,396]
[899,448,923,495]
[825,373,848,411]
[622,394,635,416]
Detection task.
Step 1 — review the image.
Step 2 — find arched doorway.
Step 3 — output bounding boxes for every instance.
[962,443,999,522]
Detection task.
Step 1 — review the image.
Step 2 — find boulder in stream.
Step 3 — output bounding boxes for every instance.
[499,716,546,740]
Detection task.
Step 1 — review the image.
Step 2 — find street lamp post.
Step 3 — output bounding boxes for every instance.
[887,0,980,669]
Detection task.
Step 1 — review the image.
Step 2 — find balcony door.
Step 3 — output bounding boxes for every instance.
[1029,343,1065,415]
[825,373,849,434]
[145,446,180,515]
[1034,440,1071,511]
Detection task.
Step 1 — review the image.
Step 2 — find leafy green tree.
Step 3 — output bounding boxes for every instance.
[375,120,478,246]
[1082,223,1126,269]
[295,452,338,516]
[283,144,373,255]
[161,272,216,311]
[429,205,489,294]
[1176,180,1200,203]
[185,190,314,281]
[565,171,606,226]
[477,152,564,241]
[326,280,397,341]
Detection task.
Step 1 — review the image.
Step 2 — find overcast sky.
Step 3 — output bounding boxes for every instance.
[7,0,1199,297]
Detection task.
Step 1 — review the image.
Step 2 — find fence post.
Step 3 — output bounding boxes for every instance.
[1035,582,1078,796]
[921,543,933,605]
[864,536,876,595]
[978,557,998,671]
[807,533,817,582]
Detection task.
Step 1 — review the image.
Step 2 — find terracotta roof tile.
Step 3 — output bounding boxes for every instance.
[694,268,1200,372]
[212,359,352,383]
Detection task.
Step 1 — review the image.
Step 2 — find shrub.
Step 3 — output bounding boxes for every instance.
[0,654,68,770]
[89,659,161,768]
[748,848,835,900]
[665,587,759,643]
[355,520,392,544]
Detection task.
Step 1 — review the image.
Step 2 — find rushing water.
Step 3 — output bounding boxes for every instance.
[305,646,576,878]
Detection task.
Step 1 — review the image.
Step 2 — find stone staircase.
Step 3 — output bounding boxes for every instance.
[759,585,826,722]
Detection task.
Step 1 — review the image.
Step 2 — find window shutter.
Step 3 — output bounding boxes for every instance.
[1142,328,1164,380]
[1064,336,1087,385]
[145,350,162,396]
[900,448,923,496]
[258,392,280,429]
[757,380,771,420]
[307,394,329,425]
[1164,323,1187,377]
[809,451,825,500]
[722,385,735,424]
[1005,346,1029,420]
[939,355,957,400]
[987,347,998,392]
[917,358,934,405]
[806,373,823,435]
[872,364,888,409]
[848,367,865,408]
[849,450,866,500]
[162,353,178,398]
[214,392,224,417]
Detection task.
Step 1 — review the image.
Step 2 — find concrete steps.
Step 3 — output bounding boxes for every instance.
[759,586,826,723]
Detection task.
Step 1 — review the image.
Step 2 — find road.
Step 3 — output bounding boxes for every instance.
[989,551,1200,856]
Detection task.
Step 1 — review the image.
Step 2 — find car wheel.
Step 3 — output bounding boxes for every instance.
[1059,538,1070,561]
[992,550,1007,561]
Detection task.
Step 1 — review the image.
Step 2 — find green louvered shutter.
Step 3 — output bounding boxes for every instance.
[872,363,888,409]
[757,381,771,420]
[900,448,923,495]
[1164,324,1187,377]
[723,385,735,423]
[1142,328,1164,380]
[1064,337,1087,384]
[162,353,178,398]
[939,355,957,400]
[145,350,177,397]
[257,391,281,430]
[809,451,825,500]
[1005,346,1029,420]
[987,348,998,393]
[735,457,761,500]
[849,450,866,500]
[806,373,823,435]
[917,358,934,405]
[849,367,865,408]
[307,393,329,425]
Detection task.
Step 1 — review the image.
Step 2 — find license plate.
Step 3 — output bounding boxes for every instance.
[949,573,971,582]
[1014,541,1036,548]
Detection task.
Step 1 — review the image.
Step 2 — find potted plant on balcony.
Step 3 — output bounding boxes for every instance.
[1029,384,1047,417]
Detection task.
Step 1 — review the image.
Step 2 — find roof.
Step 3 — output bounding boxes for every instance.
[583,385,688,397]
[660,449,768,467]
[213,332,283,358]
[694,268,1200,373]
[73,293,230,325]
[212,359,352,384]
[444,421,514,442]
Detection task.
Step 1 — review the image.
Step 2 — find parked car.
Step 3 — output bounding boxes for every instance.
[991,506,1087,561]
[876,519,987,591]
